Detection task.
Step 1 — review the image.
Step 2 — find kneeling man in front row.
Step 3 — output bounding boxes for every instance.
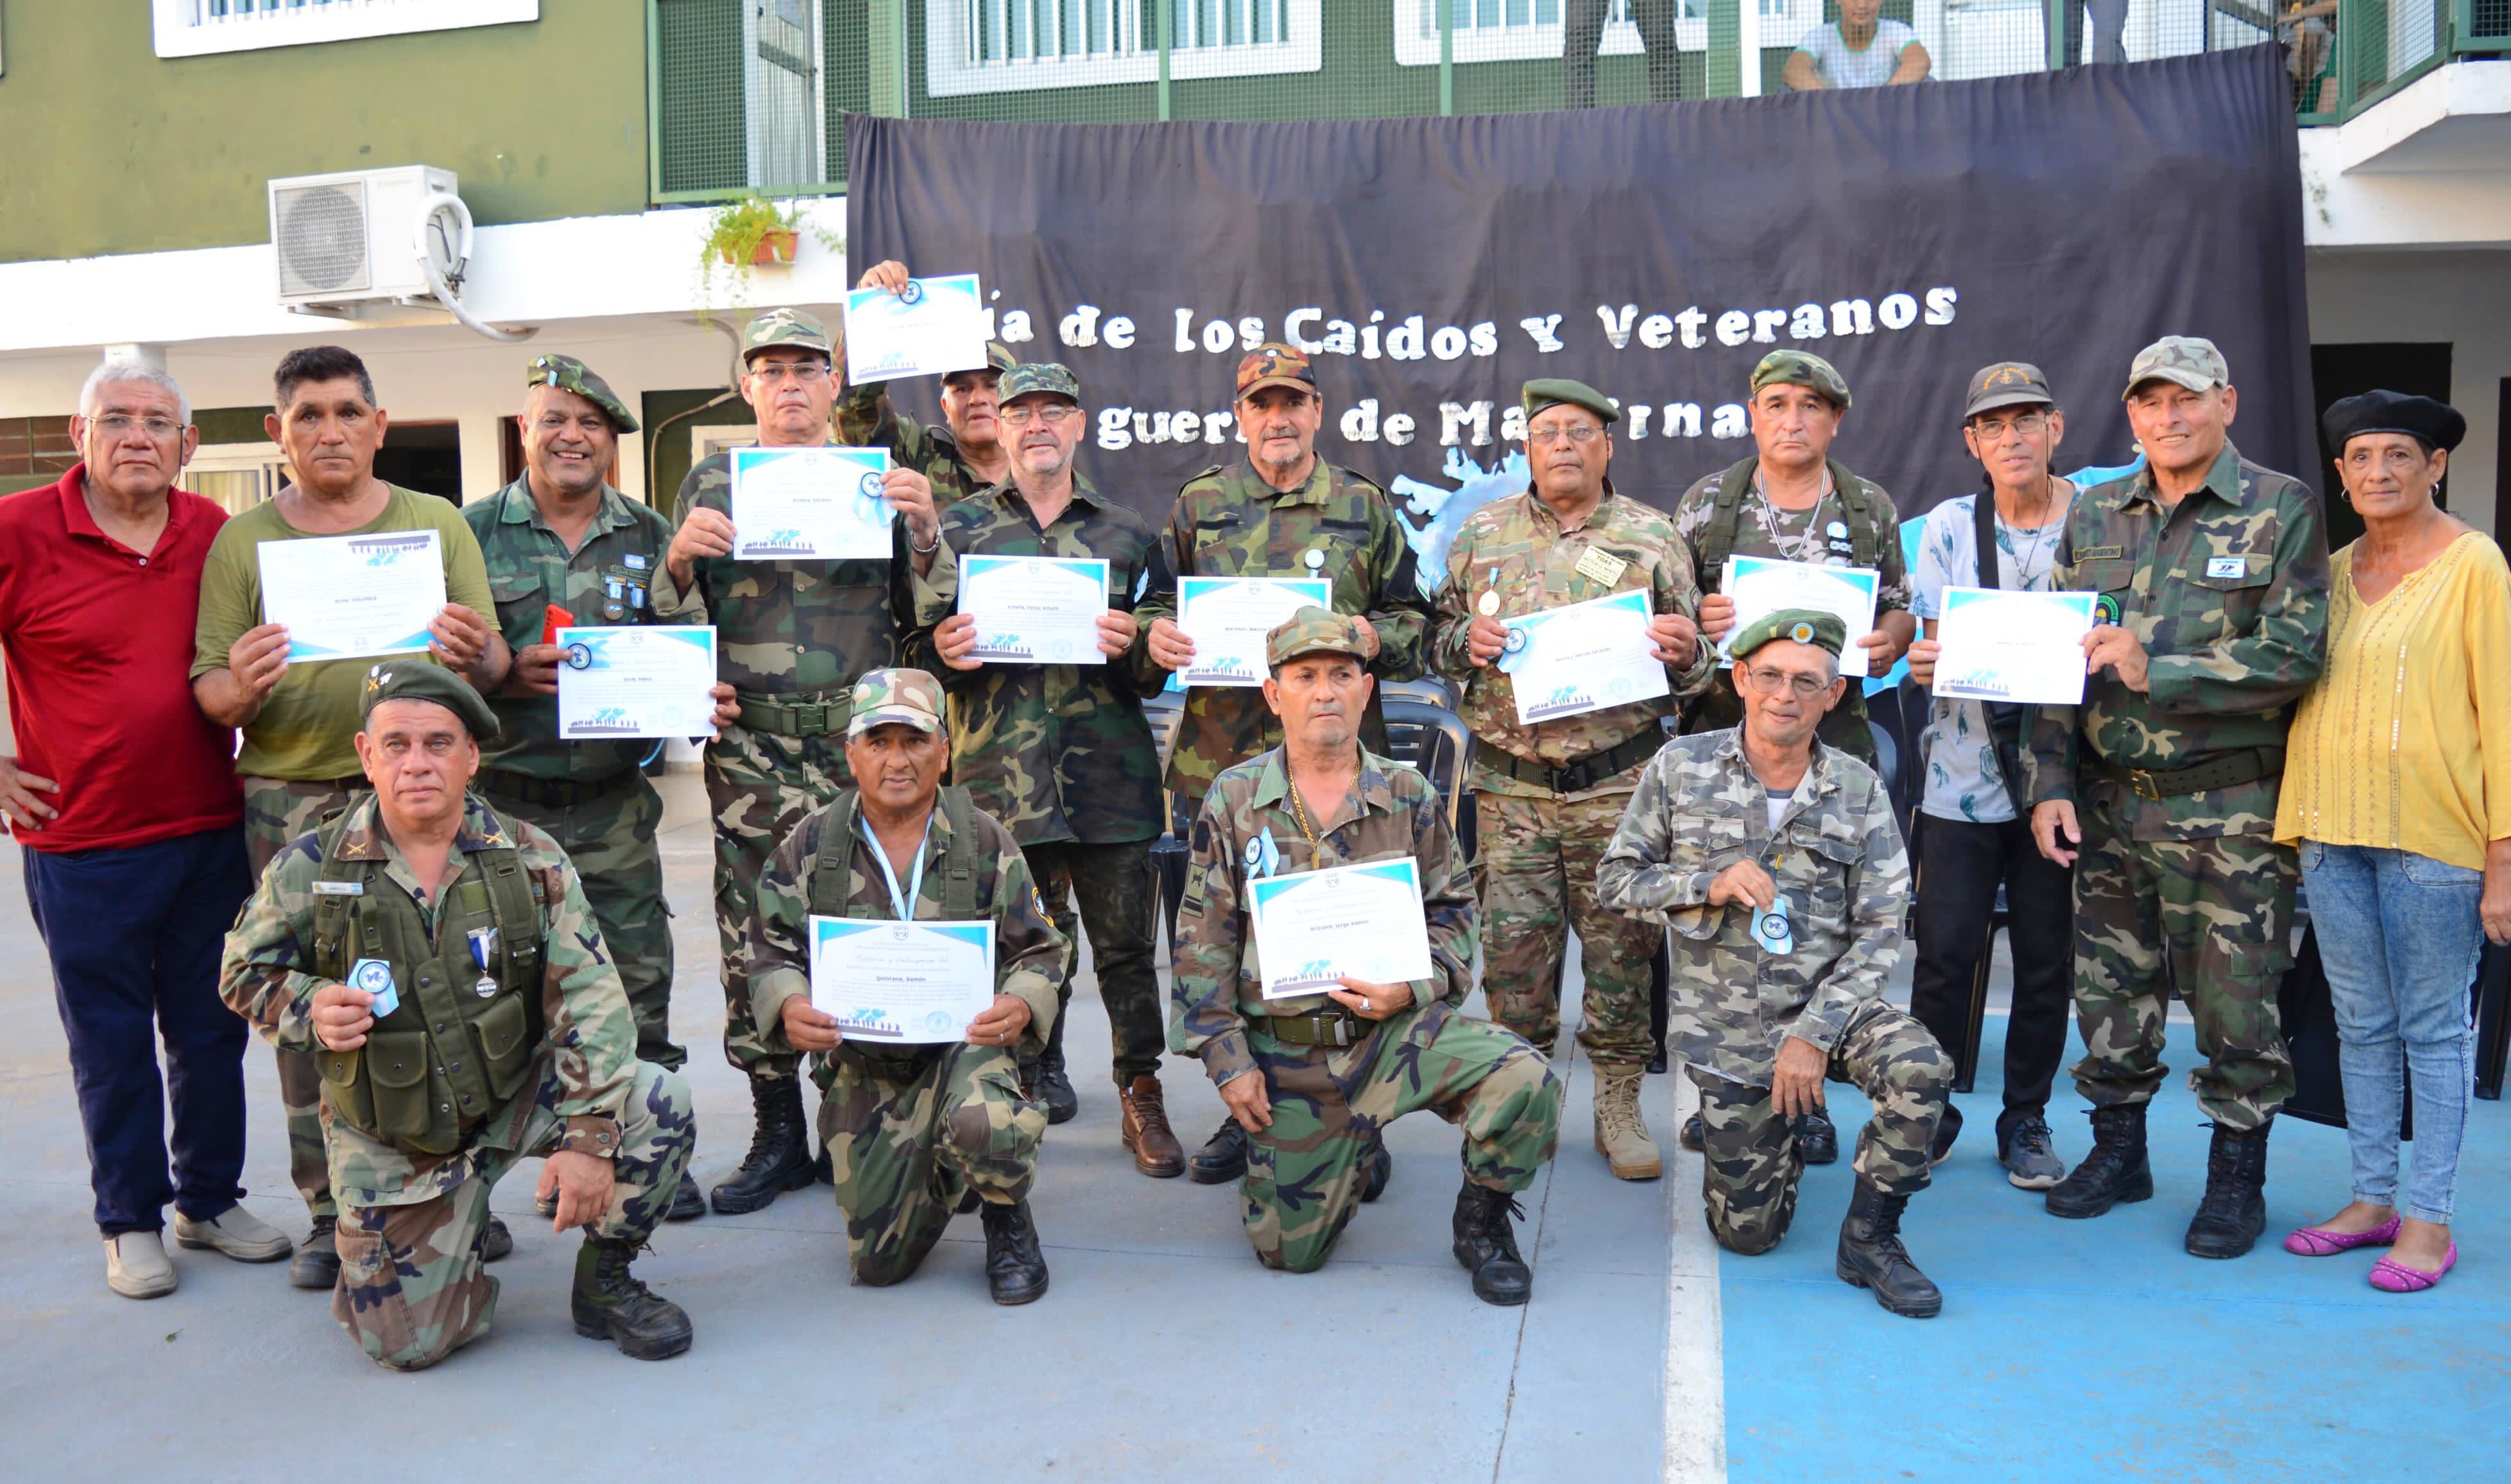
[1599,610,1953,1318]
[744,669,1068,1304]
[220,665,696,1369]
[1174,608,1563,1304]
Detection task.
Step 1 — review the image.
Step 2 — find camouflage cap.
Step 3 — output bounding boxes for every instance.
[847,667,945,738]
[361,661,499,741]
[998,361,1081,405]
[525,352,639,433]
[1962,361,2055,421]
[1521,377,1620,427]
[742,307,838,364]
[2123,335,2229,398]
[1264,606,1369,669]
[1750,350,1851,409]
[1236,342,1317,400]
[943,341,1020,383]
[1728,607,1846,663]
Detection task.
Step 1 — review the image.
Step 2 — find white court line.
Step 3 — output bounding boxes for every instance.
[1661,1069,1727,1483]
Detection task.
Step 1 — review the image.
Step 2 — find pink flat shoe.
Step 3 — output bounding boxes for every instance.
[2369,1245,2458,1293]
[2284,1215,2402,1256]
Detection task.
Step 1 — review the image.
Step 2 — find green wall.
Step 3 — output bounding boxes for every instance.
[0,0,649,262]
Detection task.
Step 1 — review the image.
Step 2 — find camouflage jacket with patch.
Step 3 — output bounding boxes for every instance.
[1597,731,1909,1086]
[2024,441,2330,840]
[1670,460,1912,615]
[1172,747,1478,1087]
[1431,485,1714,799]
[837,384,1000,512]
[743,792,1067,1073]
[1133,459,1431,801]
[218,791,638,1205]
[465,478,680,782]
[904,474,1168,846]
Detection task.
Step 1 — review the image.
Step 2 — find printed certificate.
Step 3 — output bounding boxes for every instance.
[1720,556,1883,679]
[729,447,895,561]
[556,625,720,739]
[809,917,997,1045]
[1930,587,2100,706]
[1497,588,1669,725]
[1247,857,1435,1002]
[843,273,988,385]
[957,555,1110,665]
[257,529,447,662]
[1176,576,1332,687]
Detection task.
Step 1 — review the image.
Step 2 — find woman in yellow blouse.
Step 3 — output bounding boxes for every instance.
[2275,391,2511,1293]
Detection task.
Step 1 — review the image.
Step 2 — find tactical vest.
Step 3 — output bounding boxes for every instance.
[309,810,547,1154]
[1695,456,1887,583]
[808,786,984,1077]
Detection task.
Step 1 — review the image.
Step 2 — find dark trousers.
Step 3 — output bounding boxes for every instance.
[1025,838,1168,1087]
[1564,0,1682,108]
[23,825,255,1236]
[1907,813,2074,1129]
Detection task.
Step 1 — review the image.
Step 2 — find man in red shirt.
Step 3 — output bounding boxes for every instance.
[0,362,293,1299]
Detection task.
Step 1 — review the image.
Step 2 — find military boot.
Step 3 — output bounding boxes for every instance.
[2044,1104,2153,1220]
[1835,1180,1942,1318]
[1452,1180,1534,1306]
[710,1074,815,1215]
[1797,1107,1840,1166]
[480,1214,514,1263]
[1679,1111,1705,1153]
[980,1198,1050,1306]
[287,1215,339,1291]
[1190,1116,1250,1184]
[570,1236,693,1360]
[1035,994,1079,1125]
[1593,1064,1663,1181]
[1119,1074,1185,1178]
[2184,1120,2272,1259]
[667,1173,707,1222]
[1359,1131,1394,1204]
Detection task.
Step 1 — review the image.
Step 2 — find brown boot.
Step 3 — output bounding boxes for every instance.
[1593,1064,1663,1181]
[1120,1074,1186,1179]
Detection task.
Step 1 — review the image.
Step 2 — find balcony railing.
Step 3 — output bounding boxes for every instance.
[647,0,2505,201]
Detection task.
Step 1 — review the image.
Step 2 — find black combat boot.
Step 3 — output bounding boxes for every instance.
[1797,1107,1840,1165]
[709,1075,815,1215]
[667,1173,707,1222]
[2184,1120,2272,1259]
[1679,1112,1705,1154]
[480,1213,514,1262]
[1359,1130,1394,1204]
[1928,1104,1964,1168]
[1034,987,1079,1125]
[980,1198,1050,1306]
[1835,1180,1942,1318]
[2044,1104,2153,1220]
[287,1215,339,1291]
[1190,1117,1250,1184]
[571,1236,693,1360]
[1451,1181,1534,1306]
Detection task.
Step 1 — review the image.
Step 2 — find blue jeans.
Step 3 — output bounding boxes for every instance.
[2298,842,2483,1225]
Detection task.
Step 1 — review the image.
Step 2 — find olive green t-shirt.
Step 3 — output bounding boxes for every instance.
[192,485,495,781]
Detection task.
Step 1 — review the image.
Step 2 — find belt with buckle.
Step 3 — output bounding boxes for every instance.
[735,690,850,738]
[1473,729,1661,796]
[478,768,639,810]
[1251,1009,1368,1048]
[2091,747,2281,801]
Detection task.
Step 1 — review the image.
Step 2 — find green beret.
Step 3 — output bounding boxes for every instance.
[998,361,1081,404]
[1728,607,1846,662]
[526,353,638,433]
[361,661,499,741]
[1265,606,1369,669]
[1750,351,1851,410]
[1521,378,1619,427]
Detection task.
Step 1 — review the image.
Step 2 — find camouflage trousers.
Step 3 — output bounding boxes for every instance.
[1025,838,1167,1087]
[1690,1004,1951,1256]
[705,723,850,1080]
[243,774,364,1222]
[329,1057,694,1372]
[1474,789,1664,1068]
[814,1042,1045,1286]
[2071,804,2296,1130]
[484,774,685,1071]
[1244,1001,1561,1274]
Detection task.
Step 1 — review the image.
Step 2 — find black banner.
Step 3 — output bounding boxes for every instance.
[846,45,2312,536]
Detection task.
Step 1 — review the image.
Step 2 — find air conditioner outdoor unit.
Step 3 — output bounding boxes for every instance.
[268,165,464,316]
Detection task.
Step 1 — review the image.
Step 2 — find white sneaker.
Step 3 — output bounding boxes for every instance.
[173,1205,294,1263]
[106,1232,178,1299]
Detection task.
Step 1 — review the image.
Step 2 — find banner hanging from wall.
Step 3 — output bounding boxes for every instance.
[846,44,2312,559]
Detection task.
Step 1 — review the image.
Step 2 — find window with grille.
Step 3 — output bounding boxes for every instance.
[1392,0,1830,65]
[925,0,1320,96]
[151,0,539,59]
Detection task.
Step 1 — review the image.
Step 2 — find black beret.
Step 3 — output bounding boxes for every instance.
[2322,390,2465,455]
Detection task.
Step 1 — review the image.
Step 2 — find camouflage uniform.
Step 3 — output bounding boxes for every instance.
[1134,459,1432,805]
[218,792,693,1369]
[2025,440,2329,1130]
[835,341,1017,512]
[904,470,1170,1087]
[1598,730,1951,1254]
[742,792,1067,1284]
[1174,746,1562,1272]
[1431,477,1713,1065]
[465,475,685,1069]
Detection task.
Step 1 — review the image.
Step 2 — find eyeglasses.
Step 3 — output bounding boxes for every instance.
[1529,424,1604,447]
[1970,411,2050,443]
[1740,665,1833,700]
[90,414,185,439]
[748,361,830,385]
[998,404,1080,428]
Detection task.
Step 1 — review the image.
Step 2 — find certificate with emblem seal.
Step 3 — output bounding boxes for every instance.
[808,917,997,1043]
[1496,588,1669,725]
[1719,556,1882,678]
[842,273,988,385]
[728,447,895,561]
[1246,858,1436,1001]
[556,625,721,738]
[957,555,1111,665]
[1928,586,2099,706]
[1176,576,1332,687]
[257,529,448,662]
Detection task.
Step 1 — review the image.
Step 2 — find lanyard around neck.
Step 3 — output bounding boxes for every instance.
[858,812,933,921]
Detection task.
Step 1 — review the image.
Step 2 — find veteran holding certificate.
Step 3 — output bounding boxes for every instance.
[742,669,1067,1304]
[1432,379,1711,1184]
[1173,608,1562,1305]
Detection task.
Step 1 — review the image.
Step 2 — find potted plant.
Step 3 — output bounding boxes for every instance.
[696,194,837,304]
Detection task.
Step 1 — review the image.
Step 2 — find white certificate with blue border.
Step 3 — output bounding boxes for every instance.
[1246,857,1435,1002]
[1177,576,1332,687]
[957,555,1110,665]
[728,447,894,561]
[1720,556,1882,679]
[555,625,719,738]
[257,529,447,662]
[1498,588,1668,725]
[1930,586,2099,706]
[843,273,988,385]
[808,917,997,1044]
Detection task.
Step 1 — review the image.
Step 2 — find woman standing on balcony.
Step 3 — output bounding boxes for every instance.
[2275,391,2511,1293]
